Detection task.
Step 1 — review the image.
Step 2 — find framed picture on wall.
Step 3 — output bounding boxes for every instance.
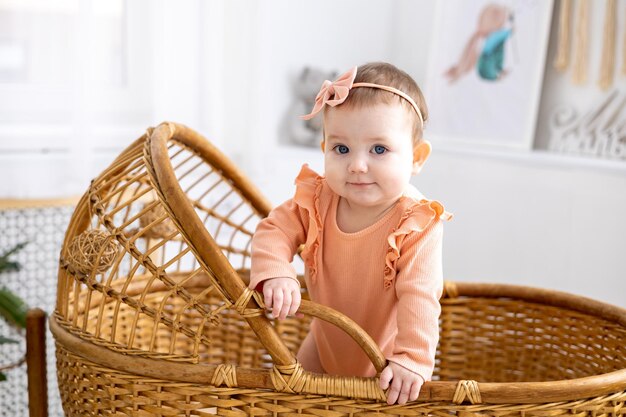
[425,0,554,150]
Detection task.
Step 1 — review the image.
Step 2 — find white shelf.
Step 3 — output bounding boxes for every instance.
[434,144,626,175]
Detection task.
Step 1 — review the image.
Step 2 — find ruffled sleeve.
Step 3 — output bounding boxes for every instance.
[292,164,324,283]
[384,198,452,289]
[249,165,321,290]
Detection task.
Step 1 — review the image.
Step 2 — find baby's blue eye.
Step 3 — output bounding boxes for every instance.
[373,145,387,155]
[335,145,349,154]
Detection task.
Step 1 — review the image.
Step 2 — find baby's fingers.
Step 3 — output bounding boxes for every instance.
[271,290,283,318]
[277,291,292,320]
[263,287,273,310]
[386,377,402,405]
[409,380,422,402]
[379,366,393,390]
[287,289,301,317]
[396,380,412,405]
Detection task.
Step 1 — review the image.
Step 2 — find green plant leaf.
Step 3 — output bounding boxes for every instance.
[0,288,28,329]
[0,242,28,259]
[0,335,19,344]
[0,372,6,381]
[0,242,28,274]
[0,261,20,273]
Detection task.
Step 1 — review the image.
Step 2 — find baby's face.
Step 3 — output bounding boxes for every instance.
[323,102,418,213]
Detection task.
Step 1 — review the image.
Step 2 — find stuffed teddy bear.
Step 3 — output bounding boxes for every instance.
[281,67,337,148]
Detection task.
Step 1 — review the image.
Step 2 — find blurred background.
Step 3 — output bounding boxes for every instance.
[0,0,624,412]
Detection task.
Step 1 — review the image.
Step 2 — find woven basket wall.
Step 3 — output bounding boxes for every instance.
[51,122,626,417]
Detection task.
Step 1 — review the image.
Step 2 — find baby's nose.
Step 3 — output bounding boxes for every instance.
[348,155,368,173]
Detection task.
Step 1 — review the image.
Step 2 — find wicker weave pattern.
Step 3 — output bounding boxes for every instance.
[57,135,261,360]
[437,296,626,382]
[51,122,626,416]
[55,344,626,417]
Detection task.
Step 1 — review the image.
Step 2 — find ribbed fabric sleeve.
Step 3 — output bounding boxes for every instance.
[388,220,443,381]
[249,199,308,289]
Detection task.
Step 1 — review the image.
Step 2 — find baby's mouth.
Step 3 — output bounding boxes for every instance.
[348,182,374,186]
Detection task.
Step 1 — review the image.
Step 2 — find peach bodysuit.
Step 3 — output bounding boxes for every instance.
[249,165,451,380]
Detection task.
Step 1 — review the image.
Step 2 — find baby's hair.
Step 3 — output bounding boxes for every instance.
[329,62,428,146]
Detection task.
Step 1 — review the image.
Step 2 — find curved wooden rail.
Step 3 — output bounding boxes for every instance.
[146,122,294,369]
[298,300,386,372]
[448,281,626,326]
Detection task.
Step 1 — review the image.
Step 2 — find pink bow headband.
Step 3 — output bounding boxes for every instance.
[300,66,424,128]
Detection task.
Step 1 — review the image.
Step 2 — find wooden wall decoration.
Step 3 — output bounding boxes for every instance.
[548,89,626,159]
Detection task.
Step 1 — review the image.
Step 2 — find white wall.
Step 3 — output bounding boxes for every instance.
[425,148,626,307]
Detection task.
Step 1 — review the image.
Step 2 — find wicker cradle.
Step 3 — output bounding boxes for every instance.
[51,122,626,417]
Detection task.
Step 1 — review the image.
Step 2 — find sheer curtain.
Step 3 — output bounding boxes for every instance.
[0,0,230,198]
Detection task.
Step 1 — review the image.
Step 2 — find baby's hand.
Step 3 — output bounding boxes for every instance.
[262,277,302,320]
[379,362,424,405]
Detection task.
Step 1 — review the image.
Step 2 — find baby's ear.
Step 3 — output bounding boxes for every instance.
[412,141,432,175]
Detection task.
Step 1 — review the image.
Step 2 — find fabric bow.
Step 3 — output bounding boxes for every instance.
[300,66,358,120]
